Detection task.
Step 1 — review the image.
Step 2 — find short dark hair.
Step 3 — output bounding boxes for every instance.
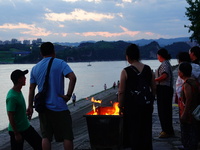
[11,69,28,84]
[177,52,191,63]
[190,46,200,60]
[179,62,192,77]
[40,42,55,56]
[126,44,140,61]
[157,48,171,60]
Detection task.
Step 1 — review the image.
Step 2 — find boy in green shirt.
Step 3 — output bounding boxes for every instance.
[6,69,42,150]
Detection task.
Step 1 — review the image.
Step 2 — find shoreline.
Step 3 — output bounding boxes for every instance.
[0,65,179,150]
[0,87,114,132]
[0,65,179,133]
[0,87,118,149]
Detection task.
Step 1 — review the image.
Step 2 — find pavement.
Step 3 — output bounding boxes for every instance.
[1,66,199,150]
[74,102,182,150]
[0,88,183,150]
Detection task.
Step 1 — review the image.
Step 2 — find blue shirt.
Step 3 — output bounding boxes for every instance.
[30,57,73,111]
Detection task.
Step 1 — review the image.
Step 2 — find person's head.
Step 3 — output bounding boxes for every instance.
[10,69,28,85]
[176,52,191,64]
[178,62,192,79]
[189,46,200,62]
[157,48,171,62]
[40,42,55,56]
[126,44,140,62]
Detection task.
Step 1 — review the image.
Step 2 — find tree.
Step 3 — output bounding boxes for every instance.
[185,0,200,44]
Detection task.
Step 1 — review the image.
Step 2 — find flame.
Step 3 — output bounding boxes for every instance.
[113,102,120,115]
[91,97,102,104]
[88,97,120,115]
[92,103,97,115]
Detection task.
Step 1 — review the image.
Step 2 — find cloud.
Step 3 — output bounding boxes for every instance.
[0,23,52,36]
[44,9,115,22]
[75,26,140,37]
[0,0,191,42]
[62,0,101,2]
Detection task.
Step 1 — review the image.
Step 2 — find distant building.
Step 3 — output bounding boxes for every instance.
[23,40,31,45]
[32,38,42,45]
[11,39,21,44]
[3,40,11,44]
[36,38,42,43]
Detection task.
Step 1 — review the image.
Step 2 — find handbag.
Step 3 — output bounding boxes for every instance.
[192,105,200,121]
[34,57,54,113]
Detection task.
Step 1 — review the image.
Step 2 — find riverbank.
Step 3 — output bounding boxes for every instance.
[0,65,184,150]
[0,87,118,150]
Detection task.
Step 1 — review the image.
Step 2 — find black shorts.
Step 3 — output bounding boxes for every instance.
[39,109,74,142]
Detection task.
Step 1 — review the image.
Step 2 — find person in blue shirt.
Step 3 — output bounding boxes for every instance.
[27,42,77,150]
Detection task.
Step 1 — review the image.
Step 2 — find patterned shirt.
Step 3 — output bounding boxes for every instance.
[157,60,173,87]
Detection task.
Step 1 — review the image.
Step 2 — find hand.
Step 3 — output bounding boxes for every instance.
[26,106,33,120]
[59,94,71,103]
[14,132,23,143]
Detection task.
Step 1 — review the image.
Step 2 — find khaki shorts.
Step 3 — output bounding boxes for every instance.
[39,109,74,142]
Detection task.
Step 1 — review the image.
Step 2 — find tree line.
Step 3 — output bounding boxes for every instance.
[0,40,190,64]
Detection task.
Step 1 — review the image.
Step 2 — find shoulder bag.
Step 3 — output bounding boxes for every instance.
[34,57,54,113]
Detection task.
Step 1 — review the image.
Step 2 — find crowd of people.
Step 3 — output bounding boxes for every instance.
[118,44,200,150]
[5,41,200,150]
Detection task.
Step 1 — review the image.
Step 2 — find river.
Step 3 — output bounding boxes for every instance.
[0,60,178,131]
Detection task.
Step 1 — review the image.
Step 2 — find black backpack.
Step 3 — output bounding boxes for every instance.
[129,66,153,105]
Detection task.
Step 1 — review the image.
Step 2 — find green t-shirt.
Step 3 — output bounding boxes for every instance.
[6,89,30,132]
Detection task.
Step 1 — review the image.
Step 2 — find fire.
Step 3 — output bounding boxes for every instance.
[87,97,120,115]
[113,102,120,115]
[92,103,97,115]
[91,97,102,104]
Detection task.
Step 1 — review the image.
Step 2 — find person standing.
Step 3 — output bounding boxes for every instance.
[176,52,200,105]
[189,46,200,65]
[104,83,107,90]
[72,93,76,106]
[178,62,200,150]
[6,69,42,150]
[118,44,155,150]
[155,48,174,138]
[27,42,77,150]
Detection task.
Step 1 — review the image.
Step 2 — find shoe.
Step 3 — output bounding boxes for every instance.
[159,131,173,138]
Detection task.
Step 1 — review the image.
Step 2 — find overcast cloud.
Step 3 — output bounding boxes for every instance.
[0,0,191,42]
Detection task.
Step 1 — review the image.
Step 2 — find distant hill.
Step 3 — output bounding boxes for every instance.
[129,37,190,47]
[56,37,191,47]
[0,39,194,64]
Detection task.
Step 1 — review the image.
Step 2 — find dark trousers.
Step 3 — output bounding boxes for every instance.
[181,123,199,150]
[123,105,153,150]
[9,125,42,150]
[156,85,174,134]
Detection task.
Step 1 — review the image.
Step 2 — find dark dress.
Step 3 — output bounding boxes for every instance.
[123,65,153,150]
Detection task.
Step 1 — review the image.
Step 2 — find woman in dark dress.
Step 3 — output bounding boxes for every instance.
[118,44,155,150]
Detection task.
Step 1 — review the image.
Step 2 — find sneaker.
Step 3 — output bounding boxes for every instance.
[159,131,172,138]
